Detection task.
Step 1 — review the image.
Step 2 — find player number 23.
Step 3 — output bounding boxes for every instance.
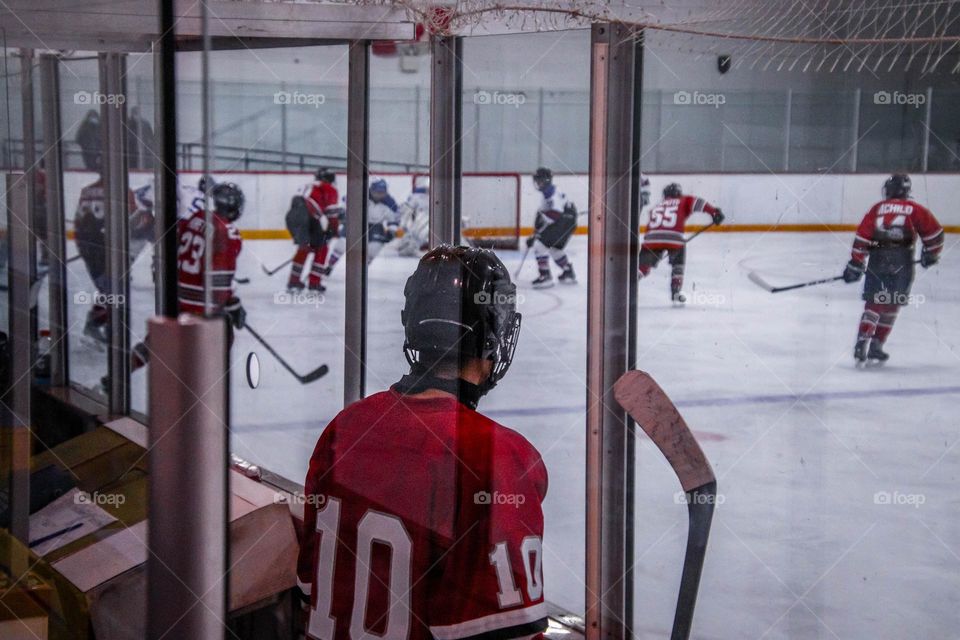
[309,497,543,640]
[177,230,205,274]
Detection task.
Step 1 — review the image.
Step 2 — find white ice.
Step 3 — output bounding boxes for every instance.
[56,231,960,638]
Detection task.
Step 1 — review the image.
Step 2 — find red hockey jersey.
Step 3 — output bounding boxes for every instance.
[643,195,719,249]
[298,389,549,640]
[176,209,242,315]
[850,198,944,264]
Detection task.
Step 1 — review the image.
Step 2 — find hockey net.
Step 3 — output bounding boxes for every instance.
[359,1,960,74]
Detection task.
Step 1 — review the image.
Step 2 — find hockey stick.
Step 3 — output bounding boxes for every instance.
[244,323,329,384]
[614,370,716,640]
[261,257,293,277]
[749,259,922,294]
[683,221,717,244]
[234,276,250,285]
[515,242,533,279]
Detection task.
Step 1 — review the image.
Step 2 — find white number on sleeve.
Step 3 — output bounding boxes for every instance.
[488,536,544,608]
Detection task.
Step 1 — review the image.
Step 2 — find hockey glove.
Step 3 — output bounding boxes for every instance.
[920,250,939,269]
[224,297,246,329]
[842,260,864,283]
[713,209,725,225]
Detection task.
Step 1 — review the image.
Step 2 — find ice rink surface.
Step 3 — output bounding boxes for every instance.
[59,231,959,638]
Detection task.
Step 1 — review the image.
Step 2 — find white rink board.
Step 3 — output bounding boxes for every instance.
[49,170,960,235]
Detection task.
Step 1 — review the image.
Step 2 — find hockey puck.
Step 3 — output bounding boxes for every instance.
[246,352,261,389]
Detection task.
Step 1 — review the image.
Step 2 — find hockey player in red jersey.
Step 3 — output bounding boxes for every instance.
[287,167,341,292]
[127,182,246,375]
[638,183,724,304]
[298,246,548,640]
[842,173,943,364]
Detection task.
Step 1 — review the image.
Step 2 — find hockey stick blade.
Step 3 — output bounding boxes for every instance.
[614,370,716,640]
[747,271,776,292]
[300,364,329,384]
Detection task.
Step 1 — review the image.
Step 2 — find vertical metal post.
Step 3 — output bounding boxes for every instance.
[922,86,932,172]
[147,315,228,640]
[783,88,792,171]
[851,88,861,172]
[429,34,461,247]
[585,23,636,639]
[7,48,37,543]
[537,86,545,167]
[99,53,131,414]
[156,0,179,318]
[280,82,288,172]
[344,41,369,406]
[623,32,644,637]
[40,54,68,387]
[414,85,421,167]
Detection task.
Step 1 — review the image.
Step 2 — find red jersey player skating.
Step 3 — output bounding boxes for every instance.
[287,167,341,293]
[638,183,724,304]
[297,246,549,640]
[127,182,247,377]
[842,173,943,365]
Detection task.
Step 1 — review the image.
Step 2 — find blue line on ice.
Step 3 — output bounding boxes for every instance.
[483,385,960,418]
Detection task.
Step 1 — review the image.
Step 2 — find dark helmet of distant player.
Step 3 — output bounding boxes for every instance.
[402,245,522,395]
[533,167,553,191]
[315,167,336,183]
[663,183,682,198]
[212,182,244,221]
[197,174,216,193]
[369,178,389,202]
[883,173,911,199]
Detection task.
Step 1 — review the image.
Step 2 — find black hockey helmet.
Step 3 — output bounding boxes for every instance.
[315,167,336,183]
[533,167,553,190]
[663,183,682,198]
[212,182,244,221]
[883,173,911,199]
[198,174,216,193]
[402,245,522,395]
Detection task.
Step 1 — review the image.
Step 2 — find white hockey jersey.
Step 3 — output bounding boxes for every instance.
[535,186,569,229]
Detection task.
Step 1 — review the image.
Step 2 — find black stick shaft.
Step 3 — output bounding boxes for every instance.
[684,221,717,243]
[672,480,716,640]
[771,274,845,292]
[244,324,302,380]
[263,257,294,276]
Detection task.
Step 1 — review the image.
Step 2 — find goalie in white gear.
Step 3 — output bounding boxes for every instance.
[395,175,430,257]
